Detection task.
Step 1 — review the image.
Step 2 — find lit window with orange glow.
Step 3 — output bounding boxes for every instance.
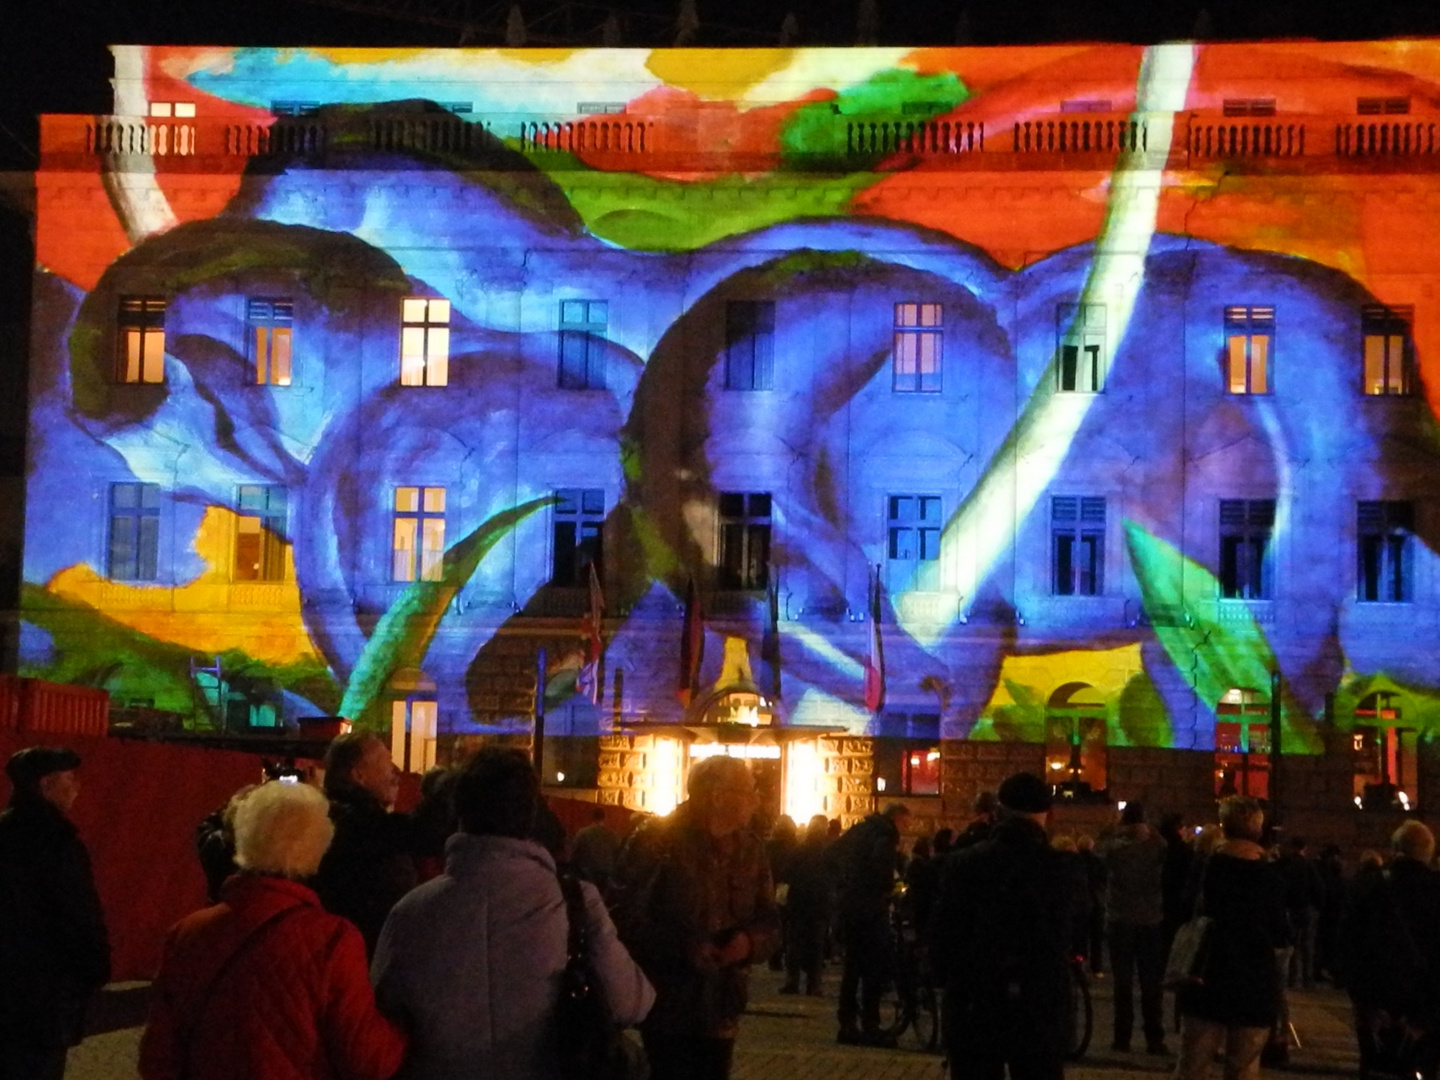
[117,297,166,384]
[392,486,446,582]
[235,484,289,582]
[894,302,942,393]
[1361,305,1413,396]
[248,298,293,386]
[400,298,450,387]
[1224,305,1273,395]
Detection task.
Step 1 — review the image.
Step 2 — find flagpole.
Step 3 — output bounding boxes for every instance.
[533,647,547,778]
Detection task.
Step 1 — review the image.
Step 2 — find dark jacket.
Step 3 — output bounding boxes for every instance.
[140,874,406,1080]
[611,803,780,1040]
[832,812,901,920]
[314,786,418,958]
[931,815,1084,1058]
[1176,844,1289,1029]
[779,834,833,921]
[1099,823,1166,926]
[1339,856,1440,1023]
[0,794,111,1050]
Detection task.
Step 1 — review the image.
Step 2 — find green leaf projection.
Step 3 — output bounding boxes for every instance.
[1124,521,1321,753]
[338,496,555,724]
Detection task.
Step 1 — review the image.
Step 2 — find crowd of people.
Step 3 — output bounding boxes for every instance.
[3,736,1440,1080]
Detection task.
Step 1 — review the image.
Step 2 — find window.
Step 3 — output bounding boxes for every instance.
[1223,99,1276,117]
[1353,693,1418,810]
[1057,303,1106,392]
[149,102,196,118]
[893,302,942,392]
[717,492,771,590]
[117,297,166,384]
[1219,499,1275,599]
[108,482,160,581]
[399,298,450,387]
[1214,688,1271,798]
[1052,496,1105,595]
[724,302,774,391]
[392,487,446,582]
[887,495,941,590]
[552,488,604,587]
[558,301,608,390]
[1060,98,1112,113]
[248,299,293,386]
[271,101,320,116]
[874,713,941,796]
[1358,97,1410,116]
[1358,500,1413,603]
[1362,305,1413,396]
[1224,306,1273,395]
[235,485,289,582]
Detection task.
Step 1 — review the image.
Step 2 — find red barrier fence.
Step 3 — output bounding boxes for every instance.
[0,728,631,981]
[0,675,110,736]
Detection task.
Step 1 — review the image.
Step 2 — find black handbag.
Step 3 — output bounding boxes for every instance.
[556,871,649,1080]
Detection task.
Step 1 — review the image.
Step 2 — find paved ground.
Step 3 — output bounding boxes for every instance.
[64,970,1361,1079]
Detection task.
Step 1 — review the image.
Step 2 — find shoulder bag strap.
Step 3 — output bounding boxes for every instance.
[178,902,310,1079]
[558,870,589,965]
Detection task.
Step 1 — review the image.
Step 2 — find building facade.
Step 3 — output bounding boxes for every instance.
[22,41,1440,837]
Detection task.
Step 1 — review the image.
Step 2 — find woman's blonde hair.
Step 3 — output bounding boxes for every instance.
[233,781,335,880]
[1218,795,1265,841]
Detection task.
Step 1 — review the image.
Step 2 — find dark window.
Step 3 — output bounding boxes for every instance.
[1357,97,1410,115]
[1224,306,1274,395]
[1223,99,1276,117]
[248,298,293,386]
[271,100,320,116]
[1358,500,1413,603]
[108,482,160,581]
[1219,499,1275,599]
[1052,496,1105,595]
[874,714,942,795]
[718,492,771,590]
[893,302,942,393]
[235,485,289,582]
[117,297,166,384]
[1057,303,1105,392]
[552,488,605,587]
[558,300,608,390]
[1362,305,1414,397]
[724,302,775,391]
[887,495,941,590]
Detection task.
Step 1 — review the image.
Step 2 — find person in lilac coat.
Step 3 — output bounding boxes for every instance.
[372,748,654,1079]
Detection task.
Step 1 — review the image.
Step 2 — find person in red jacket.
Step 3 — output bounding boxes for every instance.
[139,780,407,1080]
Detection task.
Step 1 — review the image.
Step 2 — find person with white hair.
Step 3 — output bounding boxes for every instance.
[1340,819,1440,1080]
[139,781,407,1080]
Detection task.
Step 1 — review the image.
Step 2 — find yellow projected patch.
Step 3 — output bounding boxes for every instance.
[48,506,319,668]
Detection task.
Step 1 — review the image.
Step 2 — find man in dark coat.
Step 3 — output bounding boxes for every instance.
[0,746,111,1080]
[931,772,1083,1080]
[832,802,910,1046]
[315,731,417,959]
[1340,820,1440,1080]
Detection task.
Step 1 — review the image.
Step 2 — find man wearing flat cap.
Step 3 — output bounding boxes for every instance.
[0,747,111,1080]
[931,772,1086,1080]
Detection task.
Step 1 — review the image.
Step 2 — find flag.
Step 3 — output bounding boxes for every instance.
[863,564,886,714]
[762,579,782,702]
[577,561,604,704]
[677,577,704,707]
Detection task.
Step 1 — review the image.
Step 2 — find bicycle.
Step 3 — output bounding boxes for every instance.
[879,908,942,1052]
[1065,956,1093,1061]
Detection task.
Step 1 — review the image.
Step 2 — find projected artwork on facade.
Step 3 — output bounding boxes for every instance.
[22,41,1440,782]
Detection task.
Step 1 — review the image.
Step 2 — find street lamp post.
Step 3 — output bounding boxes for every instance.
[1269,668,1282,832]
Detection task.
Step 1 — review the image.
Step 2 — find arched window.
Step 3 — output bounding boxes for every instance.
[1045,683,1107,798]
[1214,687,1270,798]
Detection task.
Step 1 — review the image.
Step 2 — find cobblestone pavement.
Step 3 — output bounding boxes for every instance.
[65,972,1361,1079]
